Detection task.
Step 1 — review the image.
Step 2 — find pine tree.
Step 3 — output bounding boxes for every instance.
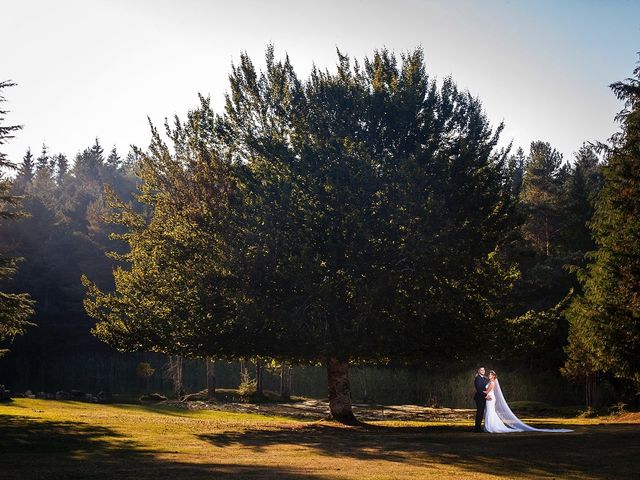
[18,148,35,183]
[0,80,35,354]
[562,144,602,256]
[36,143,49,171]
[74,146,102,182]
[122,149,139,173]
[91,137,104,162]
[520,141,564,257]
[565,59,640,392]
[505,142,602,367]
[507,147,525,198]
[53,153,69,185]
[106,147,121,170]
[0,81,22,220]
[85,47,518,424]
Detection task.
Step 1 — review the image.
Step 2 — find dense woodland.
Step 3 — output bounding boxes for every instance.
[1,49,638,420]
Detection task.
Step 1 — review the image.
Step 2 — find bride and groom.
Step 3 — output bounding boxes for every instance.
[473,367,572,433]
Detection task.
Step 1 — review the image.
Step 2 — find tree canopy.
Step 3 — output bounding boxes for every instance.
[84,47,522,422]
[0,80,35,354]
[564,59,640,392]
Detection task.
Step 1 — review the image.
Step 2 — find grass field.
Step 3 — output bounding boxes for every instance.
[1,399,638,479]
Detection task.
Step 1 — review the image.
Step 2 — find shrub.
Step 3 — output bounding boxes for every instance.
[238,371,257,397]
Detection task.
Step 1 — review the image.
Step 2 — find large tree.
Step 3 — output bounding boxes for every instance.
[519,141,565,258]
[564,60,640,392]
[561,145,602,257]
[0,81,35,354]
[84,47,518,423]
[504,142,603,367]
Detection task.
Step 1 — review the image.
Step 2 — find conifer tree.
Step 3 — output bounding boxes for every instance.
[91,137,104,162]
[565,59,640,392]
[36,143,49,171]
[85,47,517,424]
[106,147,121,170]
[74,146,103,182]
[562,145,602,256]
[18,148,34,183]
[507,147,525,198]
[520,141,564,257]
[0,81,35,353]
[505,142,603,367]
[53,153,69,185]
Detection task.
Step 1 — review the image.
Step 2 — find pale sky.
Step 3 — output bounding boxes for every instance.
[2,0,639,164]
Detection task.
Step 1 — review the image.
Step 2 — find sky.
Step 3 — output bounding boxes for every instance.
[2,0,639,165]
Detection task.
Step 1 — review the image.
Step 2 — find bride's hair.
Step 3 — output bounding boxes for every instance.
[489,370,497,377]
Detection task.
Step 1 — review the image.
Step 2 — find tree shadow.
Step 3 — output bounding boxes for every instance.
[0,414,334,480]
[3,409,637,479]
[199,421,640,479]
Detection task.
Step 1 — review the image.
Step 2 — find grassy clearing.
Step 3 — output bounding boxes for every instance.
[0,398,638,480]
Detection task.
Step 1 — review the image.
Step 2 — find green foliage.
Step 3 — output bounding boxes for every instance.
[565,59,640,392]
[17,148,34,184]
[503,140,602,367]
[85,46,519,370]
[506,147,525,199]
[238,371,257,397]
[0,126,139,371]
[519,141,564,258]
[561,145,602,255]
[0,80,35,354]
[135,362,155,380]
[1,48,623,401]
[507,293,572,363]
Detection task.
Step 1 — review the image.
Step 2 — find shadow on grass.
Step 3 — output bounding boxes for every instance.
[200,421,640,480]
[0,414,332,480]
[103,401,199,418]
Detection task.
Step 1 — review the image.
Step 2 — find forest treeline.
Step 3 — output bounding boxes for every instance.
[1,48,638,416]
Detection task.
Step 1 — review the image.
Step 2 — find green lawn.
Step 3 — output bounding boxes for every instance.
[0,399,637,479]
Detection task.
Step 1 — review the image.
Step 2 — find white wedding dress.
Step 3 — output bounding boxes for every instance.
[484,379,572,433]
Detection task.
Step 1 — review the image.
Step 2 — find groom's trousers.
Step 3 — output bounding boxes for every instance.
[474,393,486,432]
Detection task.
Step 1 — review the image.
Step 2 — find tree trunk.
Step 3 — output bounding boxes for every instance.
[326,357,358,425]
[360,367,369,403]
[544,215,550,257]
[255,358,264,397]
[280,364,291,399]
[206,357,216,401]
[586,373,595,408]
[105,355,112,402]
[167,355,183,398]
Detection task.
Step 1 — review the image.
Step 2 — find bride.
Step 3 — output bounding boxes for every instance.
[483,370,572,433]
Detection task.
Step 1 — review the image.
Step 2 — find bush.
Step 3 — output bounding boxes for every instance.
[608,402,627,416]
[136,362,155,380]
[578,406,598,418]
[238,371,257,397]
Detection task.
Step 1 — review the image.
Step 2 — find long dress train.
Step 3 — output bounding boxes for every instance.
[484,379,572,433]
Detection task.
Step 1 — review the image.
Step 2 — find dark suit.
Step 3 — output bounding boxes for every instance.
[473,374,488,432]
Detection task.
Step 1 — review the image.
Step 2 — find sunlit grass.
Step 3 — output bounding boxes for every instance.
[0,398,637,479]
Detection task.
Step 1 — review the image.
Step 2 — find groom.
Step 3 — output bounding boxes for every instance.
[473,367,488,432]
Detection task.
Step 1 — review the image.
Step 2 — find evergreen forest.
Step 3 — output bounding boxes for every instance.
[1,48,639,421]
